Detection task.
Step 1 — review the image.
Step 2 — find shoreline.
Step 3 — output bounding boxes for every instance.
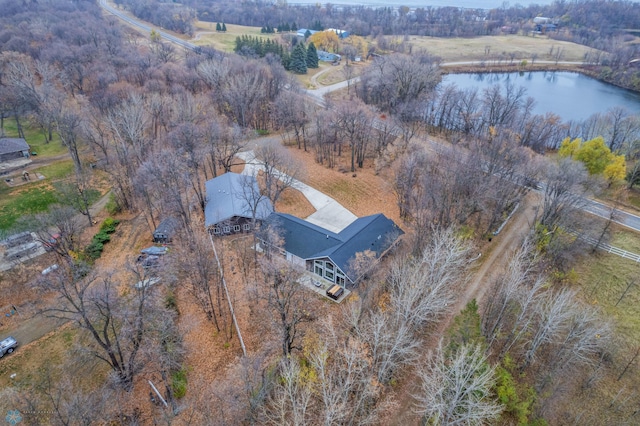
[441,62,640,95]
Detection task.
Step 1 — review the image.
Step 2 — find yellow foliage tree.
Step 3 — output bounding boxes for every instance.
[342,35,369,59]
[557,137,581,158]
[604,155,626,184]
[308,31,340,53]
[558,136,626,183]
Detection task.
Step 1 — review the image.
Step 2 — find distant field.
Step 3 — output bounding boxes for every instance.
[408,34,594,63]
[192,22,281,52]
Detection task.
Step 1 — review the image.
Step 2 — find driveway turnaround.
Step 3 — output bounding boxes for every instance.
[237,151,357,233]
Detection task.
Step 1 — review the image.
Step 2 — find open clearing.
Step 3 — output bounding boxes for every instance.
[405,34,594,63]
[192,22,281,51]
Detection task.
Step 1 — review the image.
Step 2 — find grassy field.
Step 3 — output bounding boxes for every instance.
[2,118,67,157]
[407,34,594,63]
[192,22,281,52]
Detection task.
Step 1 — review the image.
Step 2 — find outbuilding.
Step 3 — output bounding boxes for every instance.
[0,138,30,162]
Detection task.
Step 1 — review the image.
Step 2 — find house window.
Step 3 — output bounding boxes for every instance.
[243,223,251,231]
[325,262,334,271]
[234,225,241,232]
[223,226,231,233]
[314,260,323,276]
[213,227,221,235]
[324,270,334,281]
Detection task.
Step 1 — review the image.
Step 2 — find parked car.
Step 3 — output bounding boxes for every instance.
[41,264,59,275]
[0,336,18,358]
[134,277,161,289]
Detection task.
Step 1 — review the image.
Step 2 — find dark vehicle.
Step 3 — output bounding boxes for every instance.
[0,336,18,358]
[136,254,160,268]
[326,284,344,300]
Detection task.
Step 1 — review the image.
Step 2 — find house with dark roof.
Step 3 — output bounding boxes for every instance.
[205,172,273,235]
[266,212,403,286]
[0,138,30,162]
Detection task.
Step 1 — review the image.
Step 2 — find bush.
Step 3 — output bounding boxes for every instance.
[93,231,111,244]
[100,217,120,234]
[172,367,188,399]
[84,241,104,260]
[105,194,121,215]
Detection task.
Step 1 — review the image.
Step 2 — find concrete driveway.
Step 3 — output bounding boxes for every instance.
[237,151,357,233]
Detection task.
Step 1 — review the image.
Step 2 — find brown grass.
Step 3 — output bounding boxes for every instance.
[409,34,594,63]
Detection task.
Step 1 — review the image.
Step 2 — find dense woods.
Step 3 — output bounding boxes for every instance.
[1,0,640,424]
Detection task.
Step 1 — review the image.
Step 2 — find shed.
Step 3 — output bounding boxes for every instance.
[0,138,30,162]
[153,217,179,243]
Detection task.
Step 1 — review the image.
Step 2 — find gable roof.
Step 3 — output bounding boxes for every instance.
[269,212,403,282]
[205,172,273,227]
[0,138,29,156]
[154,217,179,235]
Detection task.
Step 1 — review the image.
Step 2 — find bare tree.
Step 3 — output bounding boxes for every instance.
[36,264,159,391]
[56,106,94,227]
[253,141,304,206]
[413,342,504,425]
[261,357,313,426]
[256,257,313,357]
[539,157,594,229]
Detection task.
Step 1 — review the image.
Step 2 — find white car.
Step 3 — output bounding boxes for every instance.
[0,336,18,358]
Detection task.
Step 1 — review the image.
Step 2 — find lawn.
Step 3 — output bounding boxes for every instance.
[2,117,67,157]
[192,22,281,52]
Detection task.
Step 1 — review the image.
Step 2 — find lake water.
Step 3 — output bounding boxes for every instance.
[441,71,640,122]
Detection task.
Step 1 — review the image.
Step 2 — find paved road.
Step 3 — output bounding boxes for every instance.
[582,198,640,232]
[99,0,199,52]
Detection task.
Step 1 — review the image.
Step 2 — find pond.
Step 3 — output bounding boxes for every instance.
[441,71,640,123]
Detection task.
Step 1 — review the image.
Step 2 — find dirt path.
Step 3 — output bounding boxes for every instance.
[386,193,539,425]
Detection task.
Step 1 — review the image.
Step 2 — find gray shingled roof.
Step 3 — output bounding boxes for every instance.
[268,212,403,282]
[205,173,273,227]
[0,138,29,156]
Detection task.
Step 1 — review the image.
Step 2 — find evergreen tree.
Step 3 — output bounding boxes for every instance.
[306,42,319,68]
[304,29,311,39]
[222,23,227,32]
[261,26,266,34]
[290,44,307,74]
[216,22,222,32]
[281,51,291,70]
[291,22,298,31]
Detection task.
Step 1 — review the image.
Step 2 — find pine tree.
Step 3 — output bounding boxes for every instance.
[291,22,298,31]
[306,42,319,68]
[290,44,307,74]
[304,29,311,39]
[222,23,227,32]
[216,22,222,32]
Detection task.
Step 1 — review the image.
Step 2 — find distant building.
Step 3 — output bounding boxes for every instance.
[205,172,273,235]
[0,138,30,163]
[296,28,318,38]
[265,212,403,286]
[325,28,350,39]
[317,50,341,62]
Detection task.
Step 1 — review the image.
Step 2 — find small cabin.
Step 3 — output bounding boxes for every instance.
[153,218,179,244]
